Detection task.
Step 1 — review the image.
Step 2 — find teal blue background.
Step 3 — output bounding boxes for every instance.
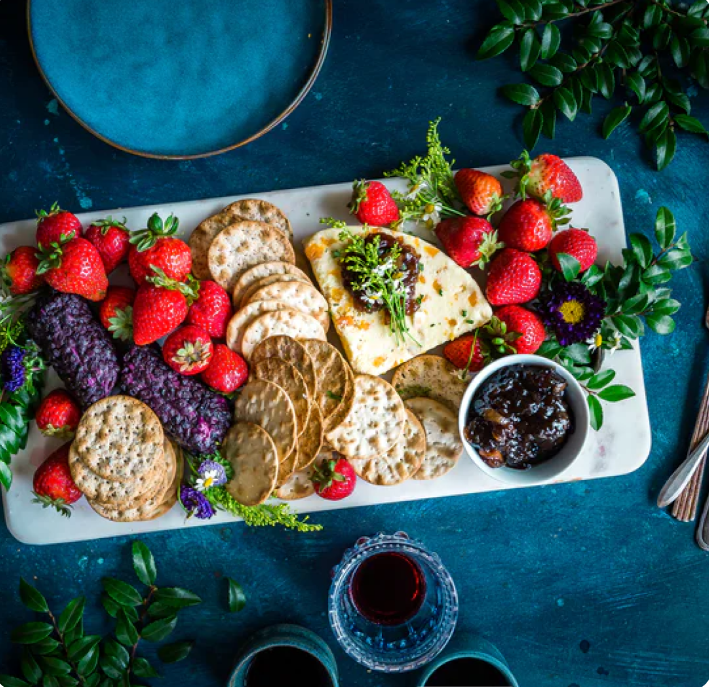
[2,1,709,686]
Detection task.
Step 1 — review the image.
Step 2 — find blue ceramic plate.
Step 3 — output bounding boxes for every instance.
[29,0,331,158]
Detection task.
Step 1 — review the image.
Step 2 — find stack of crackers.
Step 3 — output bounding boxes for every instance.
[189,199,328,358]
[68,396,181,523]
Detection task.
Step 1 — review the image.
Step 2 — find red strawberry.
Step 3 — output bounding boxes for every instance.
[435,217,503,268]
[443,333,487,373]
[498,199,554,252]
[486,248,542,306]
[454,169,505,216]
[201,344,248,393]
[85,216,131,274]
[510,152,583,203]
[132,272,197,345]
[548,228,598,273]
[312,455,356,501]
[349,180,400,226]
[35,389,82,439]
[163,325,213,375]
[99,286,136,341]
[2,246,45,294]
[35,203,82,249]
[494,305,546,355]
[128,213,192,285]
[32,443,82,517]
[36,237,108,301]
[186,280,233,338]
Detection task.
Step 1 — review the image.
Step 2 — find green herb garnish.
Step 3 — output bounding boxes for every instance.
[326,390,343,402]
[395,384,432,400]
[337,230,420,346]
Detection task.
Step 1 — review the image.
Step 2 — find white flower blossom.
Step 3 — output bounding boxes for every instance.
[406,179,429,200]
[195,467,223,492]
[422,202,442,228]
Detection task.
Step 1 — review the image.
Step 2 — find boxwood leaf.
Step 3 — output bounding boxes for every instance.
[529,64,563,87]
[36,658,71,677]
[19,579,49,614]
[554,87,577,120]
[541,23,561,59]
[519,29,540,71]
[141,616,178,643]
[646,313,676,334]
[157,641,195,664]
[58,598,85,635]
[227,579,247,614]
[131,541,157,587]
[501,83,540,106]
[656,127,677,170]
[523,108,543,150]
[555,253,581,281]
[132,658,160,679]
[602,105,632,139]
[654,207,676,249]
[639,101,669,132]
[101,579,142,607]
[650,298,680,316]
[32,638,61,656]
[598,385,636,402]
[588,395,603,431]
[0,676,32,687]
[478,25,515,60]
[11,623,54,645]
[21,647,43,685]
[674,114,708,136]
[153,588,201,608]
[625,72,645,103]
[629,234,652,268]
[587,370,616,391]
[115,610,139,647]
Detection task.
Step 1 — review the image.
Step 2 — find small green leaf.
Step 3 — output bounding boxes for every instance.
[643,264,672,285]
[541,99,557,139]
[501,83,540,106]
[646,313,676,334]
[639,101,669,133]
[656,127,677,171]
[550,52,577,74]
[588,395,603,431]
[496,0,526,24]
[0,676,32,687]
[157,640,195,664]
[132,658,160,679]
[529,64,563,87]
[623,293,651,315]
[478,24,516,60]
[519,29,540,71]
[32,638,61,656]
[564,343,591,365]
[658,248,693,270]
[227,578,246,614]
[36,658,71,677]
[674,114,708,136]
[22,647,43,685]
[58,598,85,635]
[11,623,54,645]
[19,579,49,614]
[598,385,636,402]
[587,370,616,391]
[42,675,59,687]
[691,27,709,48]
[153,588,202,608]
[554,87,577,121]
[625,72,645,103]
[556,253,581,281]
[67,635,101,662]
[596,63,615,99]
[523,108,543,150]
[602,105,632,139]
[115,609,139,647]
[650,298,680,316]
[103,639,130,669]
[101,579,142,607]
[76,644,99,676]
[147,601,179,619]
[541,23,561,59]
[654,207,676,250]
[670,35,691,68]
[612,314,644,339]
[629,234,652,269]
[141,616,178,643]
[0,461,13,491]
[132,541,157,587]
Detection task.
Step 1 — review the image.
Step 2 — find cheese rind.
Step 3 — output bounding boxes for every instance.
[304,226,492,375]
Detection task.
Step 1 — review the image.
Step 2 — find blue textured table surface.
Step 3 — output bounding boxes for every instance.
[2,2,709,686]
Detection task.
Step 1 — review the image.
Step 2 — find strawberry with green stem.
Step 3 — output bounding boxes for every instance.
[129,213,192,285]
[99,286,136,341]
[36,237,108,301]
[32,443,82,517]
[85,215,131,274]
[35,203,82,249]
[311,455,356,501]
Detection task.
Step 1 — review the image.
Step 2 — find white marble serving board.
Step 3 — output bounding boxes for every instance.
[1,157,651,545]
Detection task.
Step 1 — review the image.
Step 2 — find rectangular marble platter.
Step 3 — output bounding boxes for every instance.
[1,157,652,545]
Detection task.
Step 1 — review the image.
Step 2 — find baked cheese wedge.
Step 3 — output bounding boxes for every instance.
[304,226,492,375]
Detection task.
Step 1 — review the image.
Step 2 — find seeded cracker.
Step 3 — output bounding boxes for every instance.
[300,340,351,424]
[239,273,312,309]
[232,261,312,307]
[253,357,311,436]
[226,300,293,353]
[221,198,293,239]
[223,422,279,506]
[250,336,317,398]
[326,374,405,458]
[392,354,469,412]
[241,309,326,360]
[405,397,463,480]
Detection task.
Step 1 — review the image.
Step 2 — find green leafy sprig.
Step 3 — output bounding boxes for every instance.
[478,0,709,169]
[384,118,467,226]
[0,541,200,687]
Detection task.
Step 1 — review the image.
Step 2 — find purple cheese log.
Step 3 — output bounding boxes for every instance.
[120,345,230,455]
[26,291,119,408]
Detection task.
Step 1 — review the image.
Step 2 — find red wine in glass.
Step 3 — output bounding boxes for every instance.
[425,658,512,686]
[350,551,426,625]
[245,647,333,687]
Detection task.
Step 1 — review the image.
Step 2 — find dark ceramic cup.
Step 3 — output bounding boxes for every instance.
[415,633,519,687]
[227,624,339,687]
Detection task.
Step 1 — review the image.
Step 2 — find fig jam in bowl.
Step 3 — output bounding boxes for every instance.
[458,354,589,485]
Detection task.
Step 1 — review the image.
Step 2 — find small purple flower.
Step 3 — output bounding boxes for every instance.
[180,485,215,520]
[196,460,228,491]
[540,282,606,346]
[1,346,27,392]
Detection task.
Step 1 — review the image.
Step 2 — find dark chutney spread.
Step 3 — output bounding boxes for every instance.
[465,365,573,470]
[340,232,421,317]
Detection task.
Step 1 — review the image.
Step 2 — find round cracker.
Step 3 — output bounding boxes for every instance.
[226,300,293,353]
[294,404,324,471]
[223,422,279,506]
[245,281,329,333]
[251,336,317,398]
[324,364,355,434]
[275,468,315,501]
[253,358,310,436]
[392,355,469,413]
[349,409,426,486]
[301,340,350,423]
[88,440,177,522]
[241,309,326,360]
[326,374,405,459]
[140,445,183,521]
[233,379,297,462]
[221,199,292,239]
[238,273,311,309]
[74,396,163,482]
[232,261,311,307]
[69,443,163,504]
[405,397,463,480]
[188,207,244,280]
[208,221,295,293]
